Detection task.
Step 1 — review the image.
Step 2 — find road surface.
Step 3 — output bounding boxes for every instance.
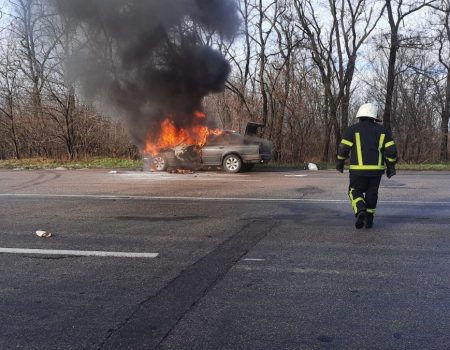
[0,169,449,349]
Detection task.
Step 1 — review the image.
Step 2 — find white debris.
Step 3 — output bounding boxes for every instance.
[35,230,52,238]
[54,167,67,171]
[109,170,118,174]
[308,163,319,171]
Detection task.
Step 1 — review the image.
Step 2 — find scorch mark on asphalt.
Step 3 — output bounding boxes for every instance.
[97,219,277,350]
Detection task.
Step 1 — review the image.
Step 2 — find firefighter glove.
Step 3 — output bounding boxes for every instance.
[386,166,396,179]
[336,159,344,173]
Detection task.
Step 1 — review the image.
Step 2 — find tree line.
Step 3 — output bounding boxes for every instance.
[0,0,449,163]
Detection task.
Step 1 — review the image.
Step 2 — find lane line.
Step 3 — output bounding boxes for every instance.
[242,258,265,261]
[284,175,308,177]
[0,193,450,206]
[0,248,159,258]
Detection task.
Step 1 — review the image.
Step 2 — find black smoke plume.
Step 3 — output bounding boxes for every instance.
[54,0,240,149]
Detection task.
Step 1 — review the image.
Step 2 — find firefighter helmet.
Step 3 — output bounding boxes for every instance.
[356,103,380,121]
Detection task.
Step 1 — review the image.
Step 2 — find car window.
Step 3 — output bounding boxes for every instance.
[206,133,244,146]
[206,134,225,146]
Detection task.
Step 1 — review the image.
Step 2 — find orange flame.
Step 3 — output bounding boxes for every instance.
[194,111,206,119]
[144,112,222,155]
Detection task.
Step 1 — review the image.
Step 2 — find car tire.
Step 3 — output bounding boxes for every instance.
[223,154,243,173]
[152,155,168,172]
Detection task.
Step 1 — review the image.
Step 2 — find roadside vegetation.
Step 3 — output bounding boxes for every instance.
[2,158,450,172]
[0,157,143,170]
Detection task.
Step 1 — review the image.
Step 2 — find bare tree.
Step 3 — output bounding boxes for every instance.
[383,0,437,130]
[9,0,58,119]
[255,0,281,128]
[0,36,21,158]
[293,0,385,160]
[269,1,299,160]
[44,13,80,159]
[433,0,450,160]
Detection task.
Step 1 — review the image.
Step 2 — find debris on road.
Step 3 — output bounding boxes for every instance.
[109,170,118,174]
[168,168,195,174]
[54,167,67,171]
[307,163,319,171]
[35,230,52,238]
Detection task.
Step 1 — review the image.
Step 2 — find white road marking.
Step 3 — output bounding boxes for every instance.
[242,258,265,261]
[0,193,450,206]
[0,248,159,258]
[284,175,308,177]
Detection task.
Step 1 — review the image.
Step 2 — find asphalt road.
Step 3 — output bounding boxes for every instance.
[1,168,450,349]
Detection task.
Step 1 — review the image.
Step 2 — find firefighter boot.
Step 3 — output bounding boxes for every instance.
[366,213,374,229]
[355,210,366,229]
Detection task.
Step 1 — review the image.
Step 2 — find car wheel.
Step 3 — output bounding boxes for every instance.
[223,154,242,173]
[152,155,168,172]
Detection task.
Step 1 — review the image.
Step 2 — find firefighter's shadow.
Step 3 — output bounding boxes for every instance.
[276,202,450,228]
[254,202,349,227]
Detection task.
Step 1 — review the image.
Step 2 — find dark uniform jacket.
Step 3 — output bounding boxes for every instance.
[337,119,398,176]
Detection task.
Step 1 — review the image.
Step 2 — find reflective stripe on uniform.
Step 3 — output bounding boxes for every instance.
[355,133,363,166]
[348,187,365,214]
[337,155,346,160]
[386,157,397,163]
[385,141,395,148]
[350,165,385,170]
[378,133,385,166]
[341,139,353,147]
[367,208,376,214]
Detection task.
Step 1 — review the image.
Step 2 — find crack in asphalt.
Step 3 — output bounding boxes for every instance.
[96,219,277,350]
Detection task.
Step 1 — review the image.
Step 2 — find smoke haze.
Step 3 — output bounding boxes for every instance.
[53,0,240,148]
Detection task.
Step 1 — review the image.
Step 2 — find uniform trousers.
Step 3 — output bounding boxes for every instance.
[348,174,382,216]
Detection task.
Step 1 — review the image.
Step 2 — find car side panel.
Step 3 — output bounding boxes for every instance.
[201,146,225,165]
[201,145,261,165]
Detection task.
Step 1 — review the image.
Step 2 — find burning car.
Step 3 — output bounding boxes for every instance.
[144,121,272,173]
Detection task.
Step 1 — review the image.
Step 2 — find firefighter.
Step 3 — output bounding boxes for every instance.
[336,103,398,229]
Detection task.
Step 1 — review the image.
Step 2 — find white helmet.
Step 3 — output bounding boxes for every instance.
[356,103,380,121]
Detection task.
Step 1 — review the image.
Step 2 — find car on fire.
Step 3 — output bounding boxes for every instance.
[146,122,272,173]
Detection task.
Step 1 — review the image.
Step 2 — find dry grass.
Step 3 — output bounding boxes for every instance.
[0,157,143,170]
[1,158,450,171]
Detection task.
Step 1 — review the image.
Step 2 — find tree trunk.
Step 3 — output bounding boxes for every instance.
[383,31,398,131]
[258,0,269,127]
[274,60,291,162]
[6,93,20,159]
[440,71,450,161]
[64,86,77,160]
